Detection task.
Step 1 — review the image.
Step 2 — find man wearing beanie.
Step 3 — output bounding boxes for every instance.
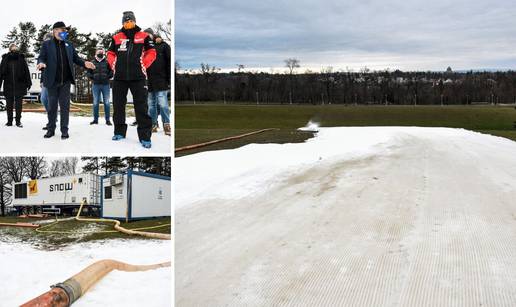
[144,28,171,136]
[0,43,32,128]
[107,11,156,148]
[37,21,96,139]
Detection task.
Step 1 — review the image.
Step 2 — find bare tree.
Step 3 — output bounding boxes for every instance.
[284,58,300,75]
[48,158,78,177]
[63,157,78,175]
[200,63,220,75]
[153,20,172,42]
[48,160,62,177]
[25,157,47,179]
[0,157,31,215]
[175,61,181,74]
[0,158,13,216]
[284,58,300,104]
[0,157,27,183]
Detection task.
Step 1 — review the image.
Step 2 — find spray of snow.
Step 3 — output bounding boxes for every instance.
[298,120,320,132]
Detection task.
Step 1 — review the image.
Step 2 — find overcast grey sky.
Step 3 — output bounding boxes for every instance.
[1,0,171,53]
[176,0,516,72]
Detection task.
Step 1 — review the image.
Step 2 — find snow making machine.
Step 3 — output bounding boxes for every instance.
[11,174,101,215]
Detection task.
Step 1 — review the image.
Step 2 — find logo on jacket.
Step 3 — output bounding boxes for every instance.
[119,39,129,51]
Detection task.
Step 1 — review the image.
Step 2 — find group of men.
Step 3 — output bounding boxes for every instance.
[0,11,171,149]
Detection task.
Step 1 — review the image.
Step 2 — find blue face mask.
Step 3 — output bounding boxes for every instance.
[58,31,68,41]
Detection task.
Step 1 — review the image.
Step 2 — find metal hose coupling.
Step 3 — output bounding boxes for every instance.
[52,279,82,305]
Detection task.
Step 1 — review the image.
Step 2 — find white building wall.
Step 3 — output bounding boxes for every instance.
[101,174,129,219]
[130,174,171,218]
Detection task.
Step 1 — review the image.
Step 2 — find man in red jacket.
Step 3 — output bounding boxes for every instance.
[107,11,156,148]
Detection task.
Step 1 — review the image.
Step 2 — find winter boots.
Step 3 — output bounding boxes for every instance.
[164,123,171,136]
[151,123,170,136]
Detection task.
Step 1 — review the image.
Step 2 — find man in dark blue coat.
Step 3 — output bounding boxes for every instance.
[37,21,95,139]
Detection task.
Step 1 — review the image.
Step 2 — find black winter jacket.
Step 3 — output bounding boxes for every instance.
[87,58,113,84]
[0,52,32,98]
[107,26,156,81]
[147,41,171,92]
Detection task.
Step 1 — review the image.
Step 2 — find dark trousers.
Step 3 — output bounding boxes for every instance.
[6,95,23,124]
[112,80,152,141]
[47,82,71,134]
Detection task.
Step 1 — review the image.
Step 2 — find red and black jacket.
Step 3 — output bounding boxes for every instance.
[107,26,156,81]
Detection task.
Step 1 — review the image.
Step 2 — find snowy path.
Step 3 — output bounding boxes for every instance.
[0,239,171,306]
[176,127,516,306]
[0,113,171,154]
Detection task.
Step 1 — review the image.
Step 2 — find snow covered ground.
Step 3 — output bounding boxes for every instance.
[0,112,171,154]
[0,238,171,306]
[176,127,516,306]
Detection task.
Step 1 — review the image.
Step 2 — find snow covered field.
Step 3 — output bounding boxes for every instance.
[176,127,516,306]
[0,112,171,154]
[0,239,171,306]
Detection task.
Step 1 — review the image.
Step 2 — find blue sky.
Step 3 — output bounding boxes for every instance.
[176,0,516,72]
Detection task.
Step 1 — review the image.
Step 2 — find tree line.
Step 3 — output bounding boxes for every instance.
[175,62,516,105]
[0,156,171,215]
[81,157,171,177]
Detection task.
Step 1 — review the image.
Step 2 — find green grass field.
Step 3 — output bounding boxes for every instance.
[176,104,516,156]
[0,216,171,250]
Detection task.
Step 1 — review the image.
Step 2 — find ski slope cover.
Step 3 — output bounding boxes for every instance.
[176,127,516,306]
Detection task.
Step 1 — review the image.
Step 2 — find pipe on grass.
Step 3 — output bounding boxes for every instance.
[0,222,39,228]
[75,201,171,240]
[20,259,171,307]
[175,128,279,153]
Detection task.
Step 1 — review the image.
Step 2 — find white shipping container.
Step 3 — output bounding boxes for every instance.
[11,173,101,207]
[101,171,170,221]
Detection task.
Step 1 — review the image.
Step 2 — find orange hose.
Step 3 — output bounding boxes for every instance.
[0,222,39,228]
[21,259,170,307]
[20,288,70,307]
[175,128,279,153]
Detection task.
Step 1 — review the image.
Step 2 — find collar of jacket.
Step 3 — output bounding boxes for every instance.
[7,52,20,60]
[53,37,69,46]
[121,25,141,39]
